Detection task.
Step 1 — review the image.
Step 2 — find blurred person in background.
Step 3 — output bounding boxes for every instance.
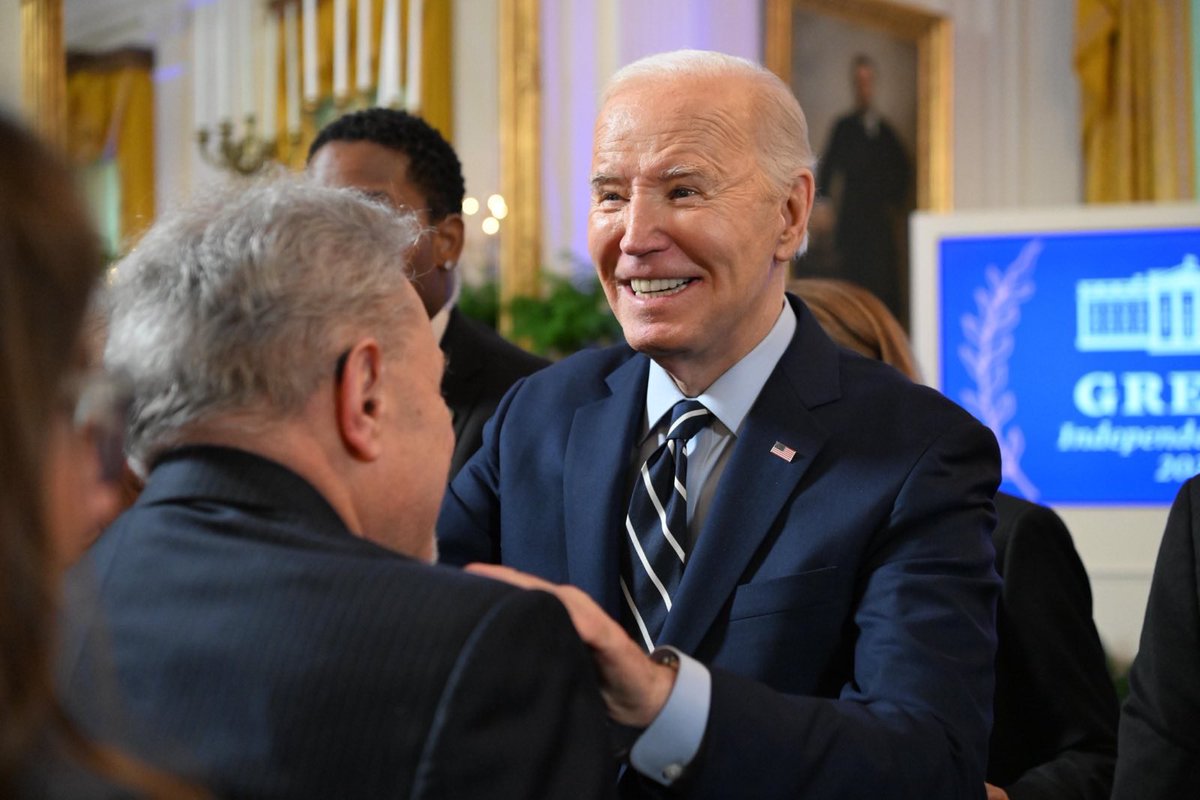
[309,109,549,476]
[1113,475,1200,798]
[791,277,1119,800]
[0,114,198,798]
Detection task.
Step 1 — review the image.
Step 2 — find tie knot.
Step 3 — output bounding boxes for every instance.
[665,399,710,442]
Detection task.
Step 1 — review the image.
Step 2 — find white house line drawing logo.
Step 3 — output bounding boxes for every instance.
[1076,254,1200,354]
[958,240,1042,501]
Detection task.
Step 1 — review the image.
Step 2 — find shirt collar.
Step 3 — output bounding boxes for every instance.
[643,300,796,440]
[429,270,461,344]
[861,109,881,137]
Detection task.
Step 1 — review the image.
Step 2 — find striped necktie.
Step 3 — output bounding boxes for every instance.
[620,399,711,651]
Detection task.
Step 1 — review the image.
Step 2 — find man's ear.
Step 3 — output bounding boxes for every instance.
[433,213,465,268]
[775,170,815,262]
[335,338,386,462]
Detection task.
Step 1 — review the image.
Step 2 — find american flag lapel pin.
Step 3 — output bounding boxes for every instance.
[770,441,797,462]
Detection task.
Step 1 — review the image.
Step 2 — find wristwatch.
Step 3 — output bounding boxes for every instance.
[649,646,681,672]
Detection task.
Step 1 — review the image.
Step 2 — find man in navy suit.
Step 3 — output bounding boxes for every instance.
[439,50,1002,798]
[60,178,612,799]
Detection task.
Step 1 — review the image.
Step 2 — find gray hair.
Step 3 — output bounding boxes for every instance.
[104,175,423,467]
[602,50,816,197]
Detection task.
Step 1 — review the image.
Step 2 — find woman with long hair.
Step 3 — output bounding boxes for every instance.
[0,115,199,798]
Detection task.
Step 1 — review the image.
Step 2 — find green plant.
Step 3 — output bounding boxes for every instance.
[458,278,500,329]
[509,275,623,357]
[458,274,623,358]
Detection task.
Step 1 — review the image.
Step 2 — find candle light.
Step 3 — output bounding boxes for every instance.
[284,2,301,135]
[261,5,279,142]
[356,0,372,94]
[378,0,400,107]
[192,1,212,131]
[302,0,318,104]
[214,0,230,123]
[334,0,349,100]
[405,0,422,111]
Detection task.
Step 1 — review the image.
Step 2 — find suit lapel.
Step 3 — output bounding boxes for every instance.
[440,310,484,432]
[563,354,648,617]
[661,298,842,653]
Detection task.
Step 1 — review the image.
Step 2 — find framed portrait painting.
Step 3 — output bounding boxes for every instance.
[765,0,952,326]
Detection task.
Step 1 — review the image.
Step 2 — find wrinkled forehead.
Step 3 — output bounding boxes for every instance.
[592,77,758,166]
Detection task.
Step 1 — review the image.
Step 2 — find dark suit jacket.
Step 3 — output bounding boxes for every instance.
[1113,476,1200,798]
[988,493,1118,799]
[818,112,909,233]
[441,307,549,477]
[16,741,128,799]
[439,294,1002,799]
[60,446,613,800]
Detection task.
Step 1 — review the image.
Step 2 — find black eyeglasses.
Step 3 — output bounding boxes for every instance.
[58,369,134,482]
[334,348,351,381]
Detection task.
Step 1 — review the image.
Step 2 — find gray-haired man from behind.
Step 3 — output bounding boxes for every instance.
[58,177,613,799]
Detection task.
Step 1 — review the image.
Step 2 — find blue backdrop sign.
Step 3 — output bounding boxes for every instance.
[939,229,1200,505]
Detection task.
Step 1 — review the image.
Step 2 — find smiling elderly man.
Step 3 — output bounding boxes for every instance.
[439,50,1001,799]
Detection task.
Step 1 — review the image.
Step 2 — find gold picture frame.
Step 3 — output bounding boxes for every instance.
[764,0,952,211]
[498,0,542,326]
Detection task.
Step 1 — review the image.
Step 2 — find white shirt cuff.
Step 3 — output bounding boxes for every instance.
[628,647,711,785]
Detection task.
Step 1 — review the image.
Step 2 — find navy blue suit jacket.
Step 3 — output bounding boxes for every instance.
[439,295,1002,798]
[60,446,613,800]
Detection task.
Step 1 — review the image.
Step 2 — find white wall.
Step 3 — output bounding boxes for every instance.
[538,0,607,275]
[154,10,200,215]
[539,0,761,275]
[912,0,1083,208]
[1061,507,1164,661]
[452,0,501,281]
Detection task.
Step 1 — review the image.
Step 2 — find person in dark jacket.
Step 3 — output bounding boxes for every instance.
[1113,475,1200,798]
[309,108,548,476]
[59,177,613,800]
[792,277,1119,800]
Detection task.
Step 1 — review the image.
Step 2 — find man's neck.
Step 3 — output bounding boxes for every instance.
[171,413,364,536]
[658,362,723,399]
[654,299,788,397]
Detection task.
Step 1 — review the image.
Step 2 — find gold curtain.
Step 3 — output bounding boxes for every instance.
[1075,0,1194,202]
[66,50,155,253]
[21,0,67,151]
[419,0,453,140]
